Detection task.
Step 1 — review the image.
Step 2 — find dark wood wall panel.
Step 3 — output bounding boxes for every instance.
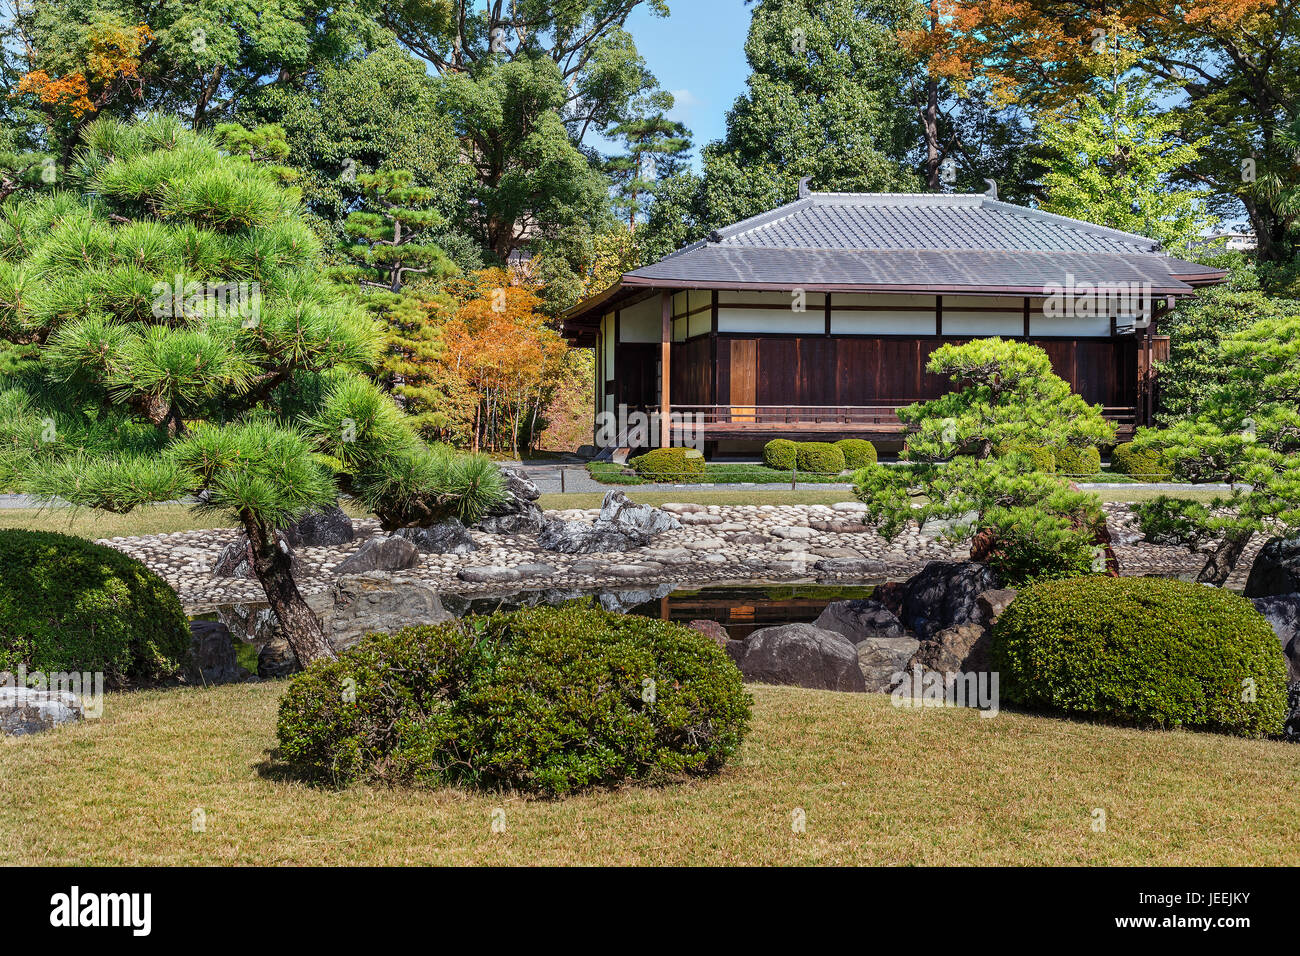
[620,333,1142,411]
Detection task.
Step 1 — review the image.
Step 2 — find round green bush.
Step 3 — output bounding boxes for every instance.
[834,439,878,469]
[995,441,1056,473]
[1111,441,1172,480]
[992,576,1288,737]
[629,446,705,480]
[795,441,846,474]
[0,529,191,684]
[1053,445,1101,477]
[276,604,754,795]
[763,438,797,470]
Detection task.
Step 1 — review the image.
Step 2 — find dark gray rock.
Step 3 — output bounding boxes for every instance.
[899,561,999,641]
[212,532,301,579]
[282,506,355,548]
[184,620,247,685]
[538,491,681,554]
[735,623,866,692]
[814,599,906,644]
[514,562,557,578]
[1250,594,1300,681]
[857,635,922,693]
[0,686,84,736]
[1245,537,1300,598]
[333,535,420,575]
[907,623,992,676]
[596,583,674,613]
[476,467,546,535]
[253,576,455,675]
[394,519,478,555]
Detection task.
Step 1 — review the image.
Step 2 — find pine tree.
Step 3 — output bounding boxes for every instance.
[0,117,502,665]
[605,113,691,229]
[341,169,456,292]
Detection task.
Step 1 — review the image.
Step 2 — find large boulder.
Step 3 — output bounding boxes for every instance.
[282,506,355,548]
[813,599,906,644]
[1249,594,1300,681]
[538,490,681,554]
[899,561,999,640]
[333,535,420,575]
[254,575,456,676]
[0,685,84,736]
[734,623,866,692]
[687,619,730,650]
[857,635,921,692]
[183,620,247,685]
[907,623,992,675]
[394,519,478,555]
[1244,537,1300,598]
[475,467,546,535]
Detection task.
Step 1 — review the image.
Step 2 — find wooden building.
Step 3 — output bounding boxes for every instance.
[562,190,1226,451]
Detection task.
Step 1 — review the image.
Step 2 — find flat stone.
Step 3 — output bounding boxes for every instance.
[772,526,814,540]
[605,564,659,578]
[514,563,557,578]
[832,502,869,512]
[662,503,706,514]
[680,513,723,525]
[457,565,523,584]
[334,535,420,574]
[640,548,694,566]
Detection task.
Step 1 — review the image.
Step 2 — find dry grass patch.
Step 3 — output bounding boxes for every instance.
[1,682,1296,866]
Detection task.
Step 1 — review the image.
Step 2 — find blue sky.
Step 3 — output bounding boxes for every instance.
[592,0,754,168]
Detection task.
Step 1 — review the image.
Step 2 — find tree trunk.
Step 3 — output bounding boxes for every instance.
[242,511,336,665]
[1197,528,1254,587]
[923,77,941,191]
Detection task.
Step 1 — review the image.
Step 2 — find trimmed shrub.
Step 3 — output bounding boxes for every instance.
[995,441,1056,473]
[1053,444,1101,476]
[993,576,1288,737]
[629,446,705,480]
[276,604,753,795]
[0,529,191,684]
[763,438,797,470]
[1111,441,1172,480]
[795,441,846,474]
[834,438,878,469]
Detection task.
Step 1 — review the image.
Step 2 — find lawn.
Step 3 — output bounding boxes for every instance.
[1,681,1296,866]
[587,461,851,485]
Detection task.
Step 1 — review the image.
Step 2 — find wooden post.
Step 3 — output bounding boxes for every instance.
[660,290,672,448]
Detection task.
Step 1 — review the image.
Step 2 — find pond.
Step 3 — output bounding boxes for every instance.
[200,579,885,657]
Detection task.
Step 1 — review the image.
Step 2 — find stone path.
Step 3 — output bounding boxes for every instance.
[97,502,1257,614]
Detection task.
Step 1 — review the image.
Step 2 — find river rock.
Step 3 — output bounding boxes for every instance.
[1250,594,1300,681]
[394,519,478,555]
[457,565,523,584]
[333,535,420,574]
[814,557,887,576]
[734,623,866,692]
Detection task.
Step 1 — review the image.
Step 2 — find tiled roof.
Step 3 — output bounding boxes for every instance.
[622,192,1222,293]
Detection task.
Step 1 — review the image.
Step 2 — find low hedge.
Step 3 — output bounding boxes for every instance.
[0,529,191,684]
[992,576,1288,737]
[995,441,1056,473]
[834,439,878,469]
[795,441,846,474]
[762,439,797,470]
[629,446,705,480]
[1111,441,1172,480]
[276,604,753,795]
[1054,445,1101,477]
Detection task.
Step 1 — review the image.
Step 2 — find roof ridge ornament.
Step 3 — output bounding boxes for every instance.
[798,176,812,199]
[983,179,998,200]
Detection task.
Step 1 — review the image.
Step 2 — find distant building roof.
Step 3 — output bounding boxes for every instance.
[565,192,1227,337]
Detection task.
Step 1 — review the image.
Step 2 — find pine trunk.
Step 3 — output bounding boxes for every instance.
[242,511,336,665]
[1196,528,1253,587]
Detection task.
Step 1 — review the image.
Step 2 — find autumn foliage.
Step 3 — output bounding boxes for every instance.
[17,22,152,119]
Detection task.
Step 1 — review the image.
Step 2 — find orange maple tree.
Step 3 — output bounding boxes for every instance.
[17,21,152,120]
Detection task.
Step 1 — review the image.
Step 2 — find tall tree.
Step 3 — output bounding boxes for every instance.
[340,169,457,293]
[604,108,691,229]
[1038,72,1217,254]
